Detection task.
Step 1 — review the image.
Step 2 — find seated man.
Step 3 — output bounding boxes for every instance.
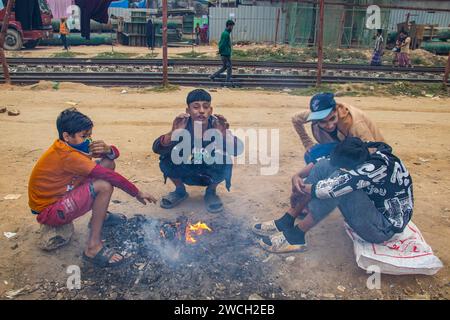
[29,108,157,268]
[153,89,243,213]
[292,92,384,165]
[254,137,413,253]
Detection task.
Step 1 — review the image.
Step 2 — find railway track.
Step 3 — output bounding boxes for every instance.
[2,58,447,88]
[1,72,447,88]
[5,57,446,73]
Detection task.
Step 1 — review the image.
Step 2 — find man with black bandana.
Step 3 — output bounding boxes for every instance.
[255,137,413,254]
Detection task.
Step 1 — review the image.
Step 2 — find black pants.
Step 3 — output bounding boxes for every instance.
[14,0,43,30]
[61,35,69,50]
[211,55,232,82]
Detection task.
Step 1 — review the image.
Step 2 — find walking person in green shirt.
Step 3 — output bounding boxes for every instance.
[210,20,235,85]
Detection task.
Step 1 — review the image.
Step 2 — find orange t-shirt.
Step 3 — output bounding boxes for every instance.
[28,140,96,212]
[59,22,69,35]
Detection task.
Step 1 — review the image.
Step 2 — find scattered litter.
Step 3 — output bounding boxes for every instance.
[337,285,346,293]
[3,194,22,200]
[248,293,264,300]
[5,287,25,299]
[7,109,20,116]
[321,293,335,299]
[346,221,443,275]
[424,94,434,98]
[4,232,17,239]
[405,294,431,300]
[262,255,273,263]
[285,256,296,263]
[135,263,146,271]
[121,90,128,94]
[65,101,78,106]
[112,200,122,204]
[418,157,430,163]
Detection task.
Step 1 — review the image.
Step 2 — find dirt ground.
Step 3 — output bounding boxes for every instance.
[0,82,449,300]
[6,44,447,67]
[5,44,222,59]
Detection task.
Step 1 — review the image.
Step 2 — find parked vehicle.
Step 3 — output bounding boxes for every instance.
[0,0,53,50]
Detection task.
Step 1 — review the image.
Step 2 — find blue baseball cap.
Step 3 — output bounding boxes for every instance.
[307,92,337,122]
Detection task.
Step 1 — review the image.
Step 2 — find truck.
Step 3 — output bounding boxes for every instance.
[0,0,53,50]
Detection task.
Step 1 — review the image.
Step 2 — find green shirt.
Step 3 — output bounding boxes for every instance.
[218,29,232,57]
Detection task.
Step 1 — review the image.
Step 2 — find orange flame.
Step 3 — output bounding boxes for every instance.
[185,221,212,244]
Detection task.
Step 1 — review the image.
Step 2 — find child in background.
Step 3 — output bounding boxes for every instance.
[59,17,70,51]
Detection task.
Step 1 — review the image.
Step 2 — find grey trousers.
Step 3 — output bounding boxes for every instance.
[211,55,232,82]
[305,159,395,244]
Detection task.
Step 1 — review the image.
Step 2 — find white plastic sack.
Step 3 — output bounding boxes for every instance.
[345,221,443,275]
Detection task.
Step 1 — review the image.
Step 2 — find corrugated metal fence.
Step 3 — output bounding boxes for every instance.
[388,9,450,31]
[209,6,286,43]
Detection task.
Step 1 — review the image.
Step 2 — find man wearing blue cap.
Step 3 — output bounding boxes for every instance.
[209,19,235,85]
[292,92,384,165]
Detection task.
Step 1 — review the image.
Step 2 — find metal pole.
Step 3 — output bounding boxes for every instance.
[444,53,450,86]
[274,8,280,46]
[316,0,324,87]
[0,0,15,85]
[162,0,168,87]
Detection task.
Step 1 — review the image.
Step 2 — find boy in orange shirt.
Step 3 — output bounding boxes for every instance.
[59,17,70,51]
[29,108,156,268]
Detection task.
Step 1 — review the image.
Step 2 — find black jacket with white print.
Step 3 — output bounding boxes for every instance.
[311,142,413,232]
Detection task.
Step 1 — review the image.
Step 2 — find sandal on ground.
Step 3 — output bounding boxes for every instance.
[82,246,126,268]
[252,220,282,237]
[204,191,223,213]
[160,191,189,209]
[258,232,307,254]
[88,211,127,228]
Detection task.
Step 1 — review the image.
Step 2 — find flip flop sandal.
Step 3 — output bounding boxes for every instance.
[204,192,223,213]
[252,220,282,237]
[88,212,127,229]
[160,191,189,209]
[82,246,126,268]
[258,232,307,254]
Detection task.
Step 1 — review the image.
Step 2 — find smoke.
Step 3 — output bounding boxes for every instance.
[141,218,183,264]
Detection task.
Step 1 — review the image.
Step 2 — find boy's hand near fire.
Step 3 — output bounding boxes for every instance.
[136,191,158,205]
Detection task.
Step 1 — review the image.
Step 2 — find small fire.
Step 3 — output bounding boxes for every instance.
[185,221,212,244]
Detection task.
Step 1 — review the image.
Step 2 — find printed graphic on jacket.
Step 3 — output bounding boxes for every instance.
[313,142,413,231]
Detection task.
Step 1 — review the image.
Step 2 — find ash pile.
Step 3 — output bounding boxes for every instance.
[75,214,285,300]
